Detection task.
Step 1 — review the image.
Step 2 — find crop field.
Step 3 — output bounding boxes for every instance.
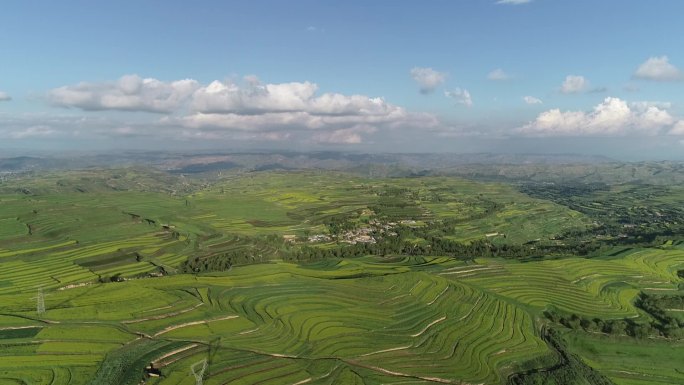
[0,169,682,384]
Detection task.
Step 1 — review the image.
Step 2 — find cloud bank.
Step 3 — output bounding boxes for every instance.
[0,92,11,101]
[45,75,440,144]
[48,75,199,113]
[669,121,684,135]
[519,97,674,136]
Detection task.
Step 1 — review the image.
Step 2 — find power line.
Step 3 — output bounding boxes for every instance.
[191,359,207,385]
[35,287,45,316]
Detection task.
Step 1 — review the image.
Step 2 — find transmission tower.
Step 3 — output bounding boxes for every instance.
[191,359,207,385]
[36,288,45,316]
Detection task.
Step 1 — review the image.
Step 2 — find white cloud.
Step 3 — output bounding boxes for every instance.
[44,74,442,145]
[630,101,672,111]
[445,88,473,108]
[0,113,145,141]
[182,77,439,144]
[9,125,56,139]
[634,56,683,81]
[519,97,675,136]
[669,121,684,135]
[560,75,588,94]
[48,74,200,113]
[487,69,510,81]
[496,0,532,4]
[312,126,377,144]
[190,77,402,117]
[523,96,543,105]
[178,106,434,132]
[410,67,447,94]
[0,91,11,101]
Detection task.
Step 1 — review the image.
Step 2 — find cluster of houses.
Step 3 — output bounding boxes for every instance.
[284,218,402,245]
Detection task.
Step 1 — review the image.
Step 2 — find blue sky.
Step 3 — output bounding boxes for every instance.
[1,0,684,159]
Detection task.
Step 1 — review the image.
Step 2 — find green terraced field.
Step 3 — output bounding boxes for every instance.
[0,250,682,385]
[0,169,682,384]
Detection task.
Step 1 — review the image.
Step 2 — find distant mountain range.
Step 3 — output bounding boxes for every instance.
[0,151,613,171]
[1,151,683,185]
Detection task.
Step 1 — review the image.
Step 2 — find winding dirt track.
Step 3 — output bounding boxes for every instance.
[153,315,239,337]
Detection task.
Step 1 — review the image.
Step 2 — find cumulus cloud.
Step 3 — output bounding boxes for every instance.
[190,78,402,117]
[630,101,672,111]
[183,77,439,144]
[523,96,543,105]
[634,56,683,81]
[519,97,675,136]
[179,106,435,133]
[183,77,436,135]
[312,126,377,144]
[48,74,200,113]
[669,121,684,135]
[46,74,440,145]
[487,69,510,81]
[445,88,473,107]
[0,91,11,101]
[496,0,532,4]
[560,75,588,94]
[410,67,447,94]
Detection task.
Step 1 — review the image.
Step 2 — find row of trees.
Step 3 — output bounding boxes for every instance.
[544,292,684,340]
[544,310,660,339]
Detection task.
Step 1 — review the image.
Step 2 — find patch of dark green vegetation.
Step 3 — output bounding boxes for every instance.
[179,234,285,273]
[76,251,142,269]
[0,327,41,339]
[635,292,684,338]
[543,291,684,340]
[87,339,188,385]
[545,308,659,339]
[508,328,616,385]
